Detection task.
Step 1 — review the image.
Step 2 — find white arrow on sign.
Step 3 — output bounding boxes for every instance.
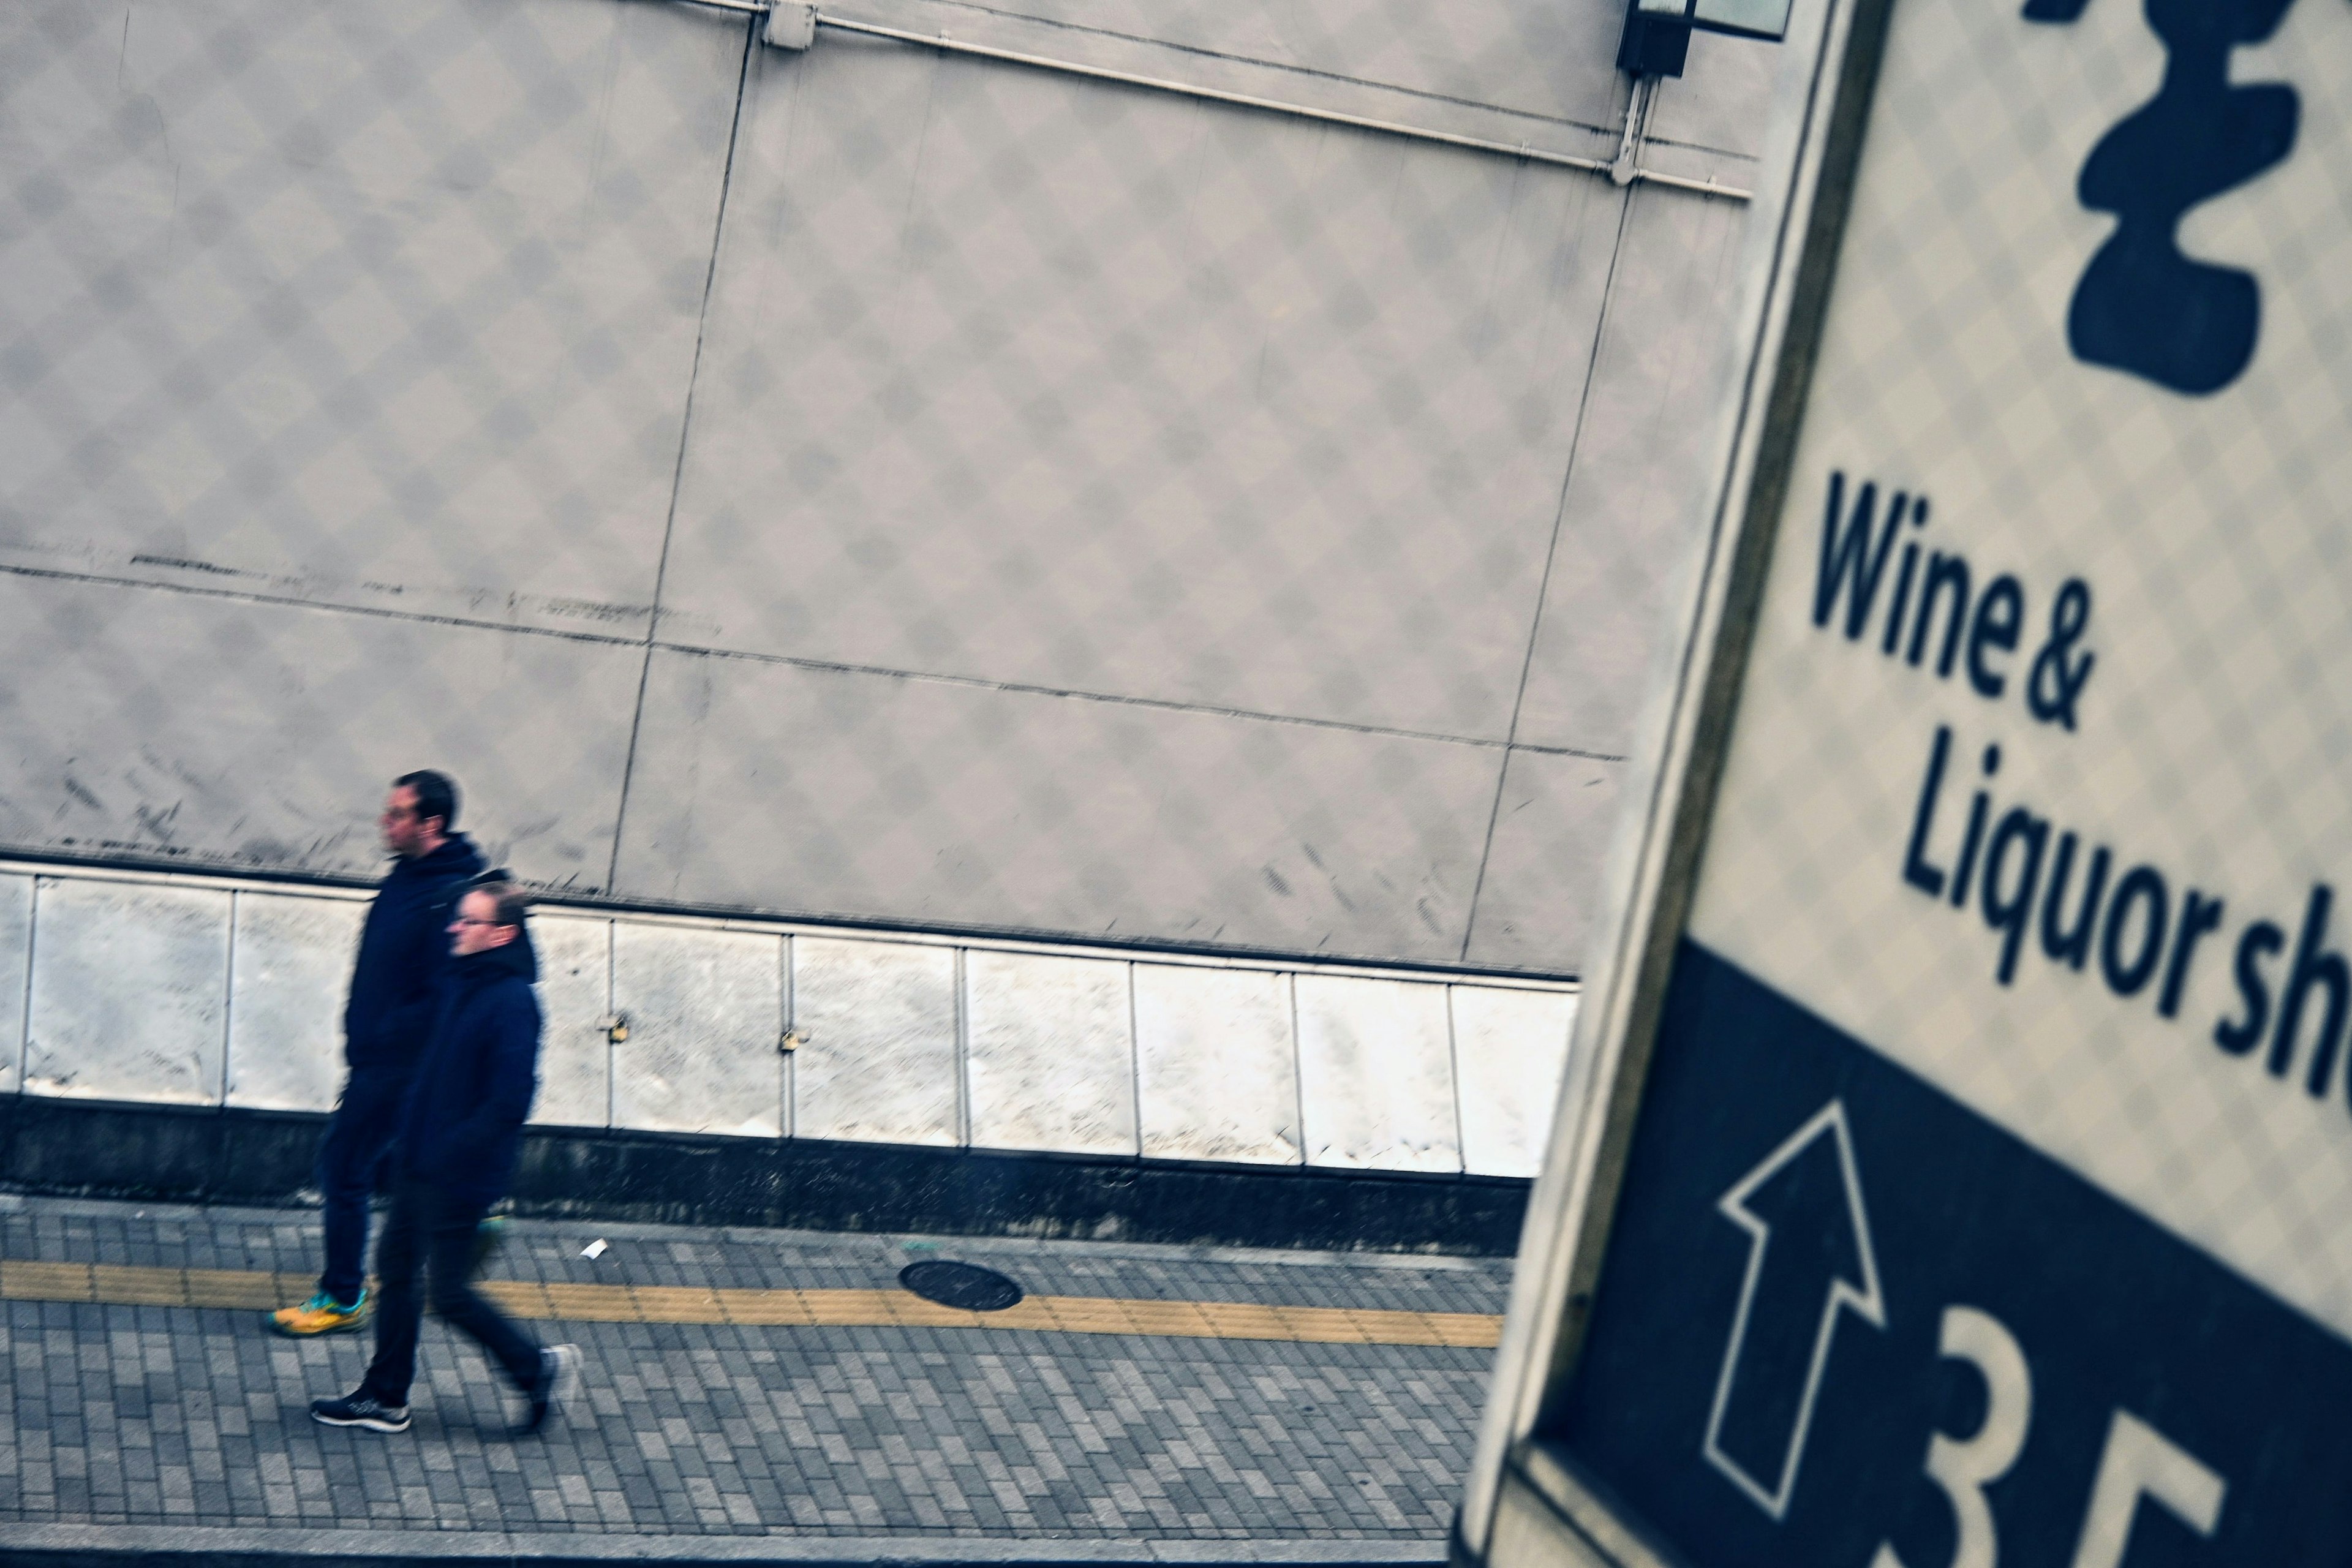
[1702,1099,1886,1519]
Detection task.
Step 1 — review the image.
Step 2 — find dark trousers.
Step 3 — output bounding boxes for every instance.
[360,1177,542,1408]
[314,1066,410,1304]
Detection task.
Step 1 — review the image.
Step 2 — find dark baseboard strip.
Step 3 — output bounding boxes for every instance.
[0,1523,1447,1567]
[0,1096,1530,1256]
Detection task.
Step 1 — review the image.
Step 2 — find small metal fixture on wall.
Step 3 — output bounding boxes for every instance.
[1616,0,1795,77]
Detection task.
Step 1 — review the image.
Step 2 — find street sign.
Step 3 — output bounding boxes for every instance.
[1459,0,2352,1562]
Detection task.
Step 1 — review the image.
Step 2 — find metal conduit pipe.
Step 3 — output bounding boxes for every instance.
[1610,75,1658,186]
[667,0,1754,202]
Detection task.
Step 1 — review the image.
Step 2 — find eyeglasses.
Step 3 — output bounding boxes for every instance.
[450,916,503,929]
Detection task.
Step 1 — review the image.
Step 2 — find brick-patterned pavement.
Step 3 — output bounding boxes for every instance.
[0,1195,1506,1553]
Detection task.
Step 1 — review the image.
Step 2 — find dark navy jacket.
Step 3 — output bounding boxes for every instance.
[343,834,484,1074]
[394,930,541,1210]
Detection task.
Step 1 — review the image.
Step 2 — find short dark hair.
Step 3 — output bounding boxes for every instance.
[467,870,530,931]
[394,770,459,833]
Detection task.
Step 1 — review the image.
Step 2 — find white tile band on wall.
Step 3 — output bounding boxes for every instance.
[226,892,368,1114]
[0,864,1575,1178]
[532,913,615,1130]
[964,950,1134,1157]
[26,878,231,1106]
[0,875,29,1098]
[1295,974,1460,1174]
[612,922,784,1139]
[793,937,960,1148]
[1450,985,1578,1176]
[1134,965,1300,1166]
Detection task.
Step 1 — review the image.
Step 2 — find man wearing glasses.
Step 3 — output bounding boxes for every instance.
[271,772,483,1337]
[312,873,581,1436]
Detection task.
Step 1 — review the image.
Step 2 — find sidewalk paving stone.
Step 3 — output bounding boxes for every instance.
[0,1195,1507,1548]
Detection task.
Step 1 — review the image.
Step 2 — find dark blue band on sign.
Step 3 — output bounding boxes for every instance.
[1549,940,2352,1567]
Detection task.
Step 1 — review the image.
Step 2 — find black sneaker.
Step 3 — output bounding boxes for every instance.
[311,1390,410,1433]
[519,1344,581,1435]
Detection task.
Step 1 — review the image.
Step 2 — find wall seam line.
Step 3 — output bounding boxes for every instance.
[1444,986,1469,1178]
[782,934,796,1140]
[1458,186,1642,963]
[17,876,37,1096]
[0,562,1629,766]
[603,12,763,895]
[1287,971,1306,1169]
[954,948,971,1148]
[1126,961,1143,1161]
[219,891,239,1108]
[616,921,625,1128]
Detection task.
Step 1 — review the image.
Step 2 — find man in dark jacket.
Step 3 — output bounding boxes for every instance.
[312,875,579,1436]
[270,771,484,1337]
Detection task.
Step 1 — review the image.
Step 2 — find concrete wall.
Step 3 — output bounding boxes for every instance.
[0,861,1575,1179]
[0,0,1771,975]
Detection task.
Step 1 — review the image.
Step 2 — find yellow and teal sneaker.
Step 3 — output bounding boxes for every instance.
[268,1290,371,1338]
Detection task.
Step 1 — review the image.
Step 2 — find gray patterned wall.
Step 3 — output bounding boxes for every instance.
[0,0,1770,976]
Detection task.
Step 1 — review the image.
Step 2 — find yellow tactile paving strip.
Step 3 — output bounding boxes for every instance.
[0,1259,1501,1349]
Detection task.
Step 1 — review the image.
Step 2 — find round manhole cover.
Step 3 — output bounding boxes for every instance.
[899,1260,1023,1312]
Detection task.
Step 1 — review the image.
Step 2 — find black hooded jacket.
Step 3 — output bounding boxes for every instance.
[342,833,485,1074]
[394,928,541,1210]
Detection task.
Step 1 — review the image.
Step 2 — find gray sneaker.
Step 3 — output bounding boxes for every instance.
[521,1343,581,1434]
[311,1390,410,1433]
